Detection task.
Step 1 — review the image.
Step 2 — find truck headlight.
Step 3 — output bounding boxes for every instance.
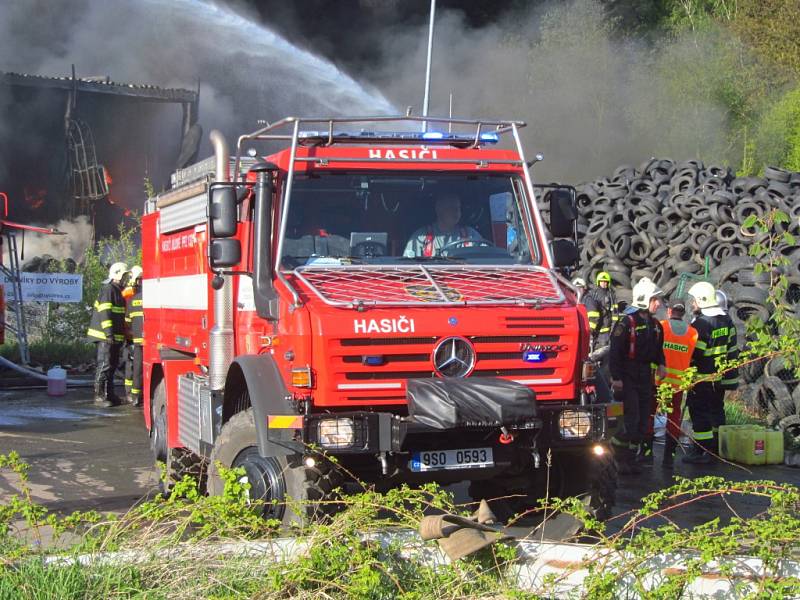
[559,409,592,439]
[317,418,355,449]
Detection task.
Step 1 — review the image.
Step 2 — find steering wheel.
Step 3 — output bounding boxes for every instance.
[439,237,495,256]
[351,241,387,258]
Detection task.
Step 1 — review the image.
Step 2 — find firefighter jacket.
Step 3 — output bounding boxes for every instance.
[125,289,143,346]
[584,287,619,337]
[87,281,126,343]
[691,312,739,389]
[658,319,698,388]
[609,308,665,381]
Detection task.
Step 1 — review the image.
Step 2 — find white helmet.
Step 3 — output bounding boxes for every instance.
[129,265,143,283]
[631,277,663,309]
[687,281,718,309]
[715,289,728,311]
[108,262,129,283]
[572,277,587,288]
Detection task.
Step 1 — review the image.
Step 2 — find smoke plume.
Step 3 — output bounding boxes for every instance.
[2,216,93,265]
[361,0,738,183]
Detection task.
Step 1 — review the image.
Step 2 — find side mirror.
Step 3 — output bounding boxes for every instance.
[210,238,241,268]
[551,239,578,268]
[547,188,577,238]
[209,184,238,238]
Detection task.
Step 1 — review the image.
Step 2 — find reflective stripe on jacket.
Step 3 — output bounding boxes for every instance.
[125,291,144,345]
[691,313,739,389]
[87,282,126,343]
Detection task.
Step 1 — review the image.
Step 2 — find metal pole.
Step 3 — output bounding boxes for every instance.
[421,0,436,132]
[448,93,453,133]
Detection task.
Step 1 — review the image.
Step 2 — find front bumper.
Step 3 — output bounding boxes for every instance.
[287,402,619,455]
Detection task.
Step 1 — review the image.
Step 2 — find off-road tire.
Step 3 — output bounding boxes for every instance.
[150,380,207,495]
[468,446,617,527]
[207,409,343,528]
[561,448,618,521]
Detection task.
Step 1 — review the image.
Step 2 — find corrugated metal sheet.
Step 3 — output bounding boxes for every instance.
[160,192,206,233]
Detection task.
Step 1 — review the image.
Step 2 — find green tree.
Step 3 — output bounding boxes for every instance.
[734,0,800,76]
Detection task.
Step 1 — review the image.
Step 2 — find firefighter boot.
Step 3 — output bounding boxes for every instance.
[636,438,654,466]
[662,436,678,468]
[105,379,123,407]
[94,382,113,408]
[615,446,642,475]
[681,439,712,464]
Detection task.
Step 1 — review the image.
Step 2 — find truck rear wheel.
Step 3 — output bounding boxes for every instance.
[150,380,207,495]
[207,409,342,528]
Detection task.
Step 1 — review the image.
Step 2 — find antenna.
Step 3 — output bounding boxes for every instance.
[421,0,436,132]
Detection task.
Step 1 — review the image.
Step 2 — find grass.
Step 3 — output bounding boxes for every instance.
[1,451,799,599]
[725,397,765,425]
[0,340,95,370]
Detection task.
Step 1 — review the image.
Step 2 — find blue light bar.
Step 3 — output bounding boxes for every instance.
[295,130,500,146]
[522,351,547,363]
[362,355,385,366]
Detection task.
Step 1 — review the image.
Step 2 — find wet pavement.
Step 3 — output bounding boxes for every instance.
[1,386,799,532]
[0,386,157,514]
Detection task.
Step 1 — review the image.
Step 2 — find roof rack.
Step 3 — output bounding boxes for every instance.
[232,115,527,180]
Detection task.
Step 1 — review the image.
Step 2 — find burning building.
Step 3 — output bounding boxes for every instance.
[0,67,199,239]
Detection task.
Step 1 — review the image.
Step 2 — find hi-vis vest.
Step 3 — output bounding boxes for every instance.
[658,319,698,388]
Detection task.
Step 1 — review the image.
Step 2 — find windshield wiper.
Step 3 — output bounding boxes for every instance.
[397,255,466,263]
[293,255,366,265]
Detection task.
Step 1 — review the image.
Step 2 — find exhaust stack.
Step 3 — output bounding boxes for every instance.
[208,130,234,391]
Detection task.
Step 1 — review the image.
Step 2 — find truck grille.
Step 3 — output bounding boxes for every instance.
[320,312,578,406]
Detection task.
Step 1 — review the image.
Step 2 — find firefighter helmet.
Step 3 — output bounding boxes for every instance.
[108,262,129,283]
[715,289,728,311]
[129,265,143,283]
[632,277,663,309]
[687,281,718,309]
[572,277,587,288]
[596,271,612,285]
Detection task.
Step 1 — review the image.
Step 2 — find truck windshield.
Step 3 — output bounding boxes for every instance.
[280,172,536,268]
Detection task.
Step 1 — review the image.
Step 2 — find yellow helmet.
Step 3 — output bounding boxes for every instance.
[596,271,612,285]
[688,281,718,309]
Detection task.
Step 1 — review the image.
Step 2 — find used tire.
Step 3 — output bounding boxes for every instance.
[762,376,795,421]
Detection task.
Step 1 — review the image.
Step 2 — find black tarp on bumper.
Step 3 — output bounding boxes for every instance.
[406,377,537,430]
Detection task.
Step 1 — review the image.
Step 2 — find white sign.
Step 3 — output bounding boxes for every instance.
[1,273,83,303]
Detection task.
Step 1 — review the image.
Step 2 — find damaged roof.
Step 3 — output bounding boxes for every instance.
[0,70,197,103]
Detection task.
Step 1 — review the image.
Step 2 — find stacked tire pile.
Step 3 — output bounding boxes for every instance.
[561,159,800,445]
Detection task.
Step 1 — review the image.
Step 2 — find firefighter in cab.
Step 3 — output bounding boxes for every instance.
[609,277,666,474]
[584,271,619,352]
[87,262,129,407]
[655,299,698,468]
[123,266,144,407]
[683,281,739,464]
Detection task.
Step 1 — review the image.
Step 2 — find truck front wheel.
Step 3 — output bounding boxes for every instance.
[207,409,341,528]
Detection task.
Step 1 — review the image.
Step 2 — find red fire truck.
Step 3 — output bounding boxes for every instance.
[142,115,619,525]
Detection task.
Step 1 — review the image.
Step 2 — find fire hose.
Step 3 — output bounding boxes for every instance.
[0,355,92,387]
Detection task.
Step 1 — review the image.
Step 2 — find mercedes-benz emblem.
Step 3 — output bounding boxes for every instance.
[432,336,475,378]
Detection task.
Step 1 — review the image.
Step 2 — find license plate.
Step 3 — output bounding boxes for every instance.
[410,447,494,472]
